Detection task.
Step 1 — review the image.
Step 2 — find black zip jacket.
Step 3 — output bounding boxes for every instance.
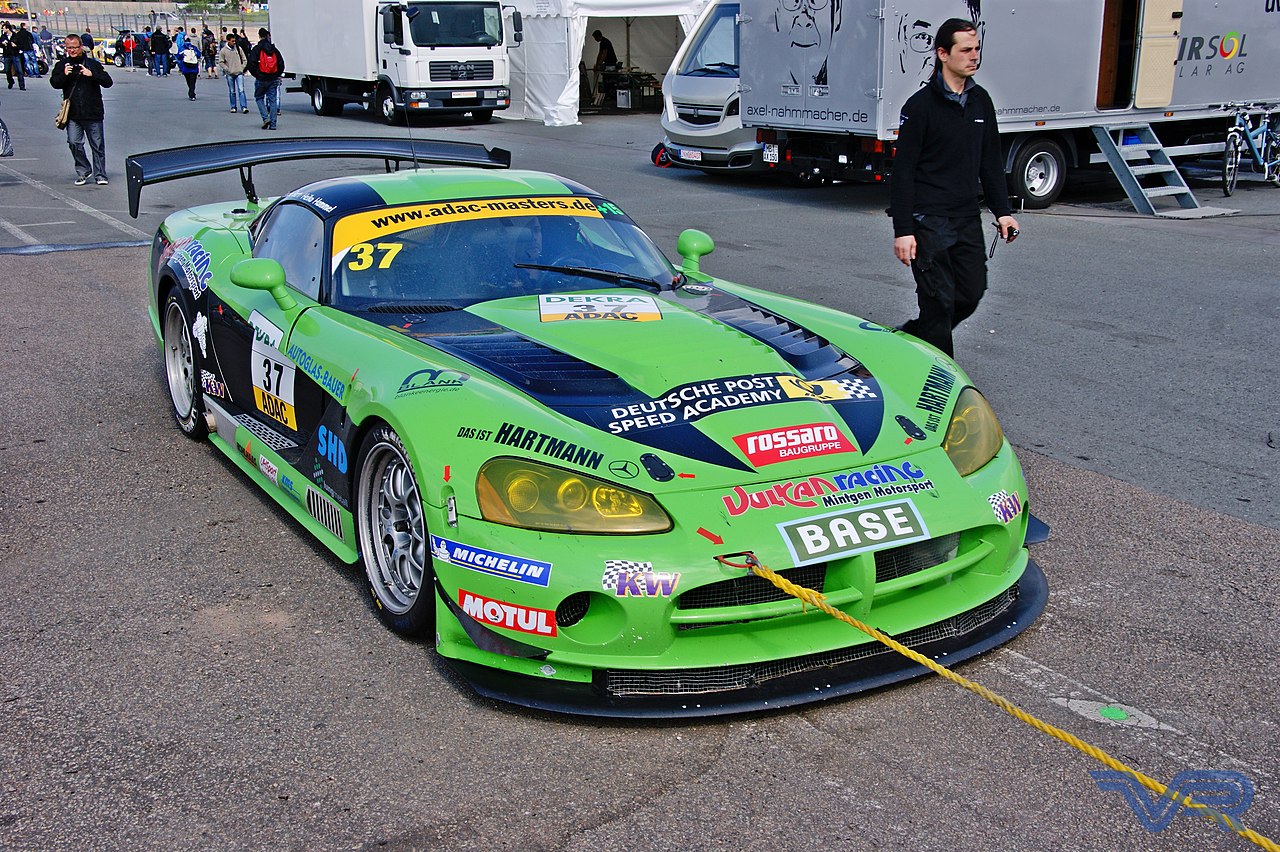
[890,73,1011,238]
[49,54,113,122]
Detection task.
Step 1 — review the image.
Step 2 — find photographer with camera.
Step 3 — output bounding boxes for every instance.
[889,18,1019,358]
[49,33,113,186]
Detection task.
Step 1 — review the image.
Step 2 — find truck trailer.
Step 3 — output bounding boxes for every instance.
[269,0,522,124]
[661,0,1280,208]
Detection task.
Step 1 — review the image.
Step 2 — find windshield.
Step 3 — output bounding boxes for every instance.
[408,2,503,47]
[330,196,676,308]
[678,3,739,76]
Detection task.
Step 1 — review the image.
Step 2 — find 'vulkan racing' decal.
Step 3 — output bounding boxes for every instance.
[170,236,213,298]
[538,294,662,322]
[722,461,935,516]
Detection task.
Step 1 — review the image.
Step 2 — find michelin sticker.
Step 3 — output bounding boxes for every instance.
[430,535,552,587]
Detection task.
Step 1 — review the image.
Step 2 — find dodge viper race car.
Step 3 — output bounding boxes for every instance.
[129,137,1047,718]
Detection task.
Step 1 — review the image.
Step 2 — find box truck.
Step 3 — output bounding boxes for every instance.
[269,0,522,124]
[661,0,1280,207]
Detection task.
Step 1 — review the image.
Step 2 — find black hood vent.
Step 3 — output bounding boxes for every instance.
[432,331,626,398]
[707,301,857,378]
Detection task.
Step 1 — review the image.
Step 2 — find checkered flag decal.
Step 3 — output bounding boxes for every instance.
[834,377,878,399]
[602,559,653,591]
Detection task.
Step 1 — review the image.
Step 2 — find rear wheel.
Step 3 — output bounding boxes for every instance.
[310,80,343,116]
[356,425,434,636]
[1223,130,1243,196]
[161,288,208,440]
[1011,137,1066,208]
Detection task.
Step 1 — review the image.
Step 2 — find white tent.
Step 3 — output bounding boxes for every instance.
[506,0,709,126]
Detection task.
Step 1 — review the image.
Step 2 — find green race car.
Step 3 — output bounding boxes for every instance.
[130,137,1046,717]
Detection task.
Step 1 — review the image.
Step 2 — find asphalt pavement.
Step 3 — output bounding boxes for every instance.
[1,68,1278,850]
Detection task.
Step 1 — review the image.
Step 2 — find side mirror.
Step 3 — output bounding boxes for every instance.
[512,10,523,44]
[676,229,715,281]
[230,258,297,311]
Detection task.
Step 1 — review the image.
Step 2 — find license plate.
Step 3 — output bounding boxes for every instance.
[763,143,779,163]
[453,90,477,99]
[680,148,702,162]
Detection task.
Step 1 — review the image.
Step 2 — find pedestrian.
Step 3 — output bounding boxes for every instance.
[590,29,617,98]
[889,18,1019,358]
[121,31,136,70]
[247,27,284,130]
[149,28,170,76]
[202,27,217,78]
[177,32,200,99]
[217,31,249,114]
[38,24,54,70]
[18,23,37,77]
[50,33,113,186]
[1,24,25,91]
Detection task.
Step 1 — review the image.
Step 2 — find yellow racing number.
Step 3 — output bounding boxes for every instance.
[345,242,403,270]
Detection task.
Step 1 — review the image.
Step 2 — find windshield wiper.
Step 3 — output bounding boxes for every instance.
[690,62,739,75]
[514,263,664,291]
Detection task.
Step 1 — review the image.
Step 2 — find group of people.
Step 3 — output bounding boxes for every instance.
[43,25,286,187]
[1,21,46,91]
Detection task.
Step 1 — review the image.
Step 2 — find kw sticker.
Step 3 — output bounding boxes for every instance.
[332,196,605,261]
[251,338,297,430]
[538,294,661,323]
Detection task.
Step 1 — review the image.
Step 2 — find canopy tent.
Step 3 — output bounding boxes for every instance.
[506,0,708,126]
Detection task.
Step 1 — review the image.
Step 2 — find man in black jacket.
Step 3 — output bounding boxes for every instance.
[889,18,1018,358]
[247,28,284,130]
[50,33,113,186]
[2,23,25,90]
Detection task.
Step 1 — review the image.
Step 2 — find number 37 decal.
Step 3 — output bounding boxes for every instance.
[345,242,402,270]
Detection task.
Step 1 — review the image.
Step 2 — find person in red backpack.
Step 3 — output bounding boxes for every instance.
[247,27,284,130]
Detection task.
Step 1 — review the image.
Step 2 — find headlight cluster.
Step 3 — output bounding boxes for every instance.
[942,387,1005,476]
[477,458,671,533]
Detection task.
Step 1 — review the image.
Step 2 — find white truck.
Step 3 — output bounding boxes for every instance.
[269,0,522,124]
[662,0,1280,207]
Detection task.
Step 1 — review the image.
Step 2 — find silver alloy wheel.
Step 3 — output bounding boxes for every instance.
[357,436,427,614]
[163,300,196,422]
[380,89,397,122]
[312,87,324,113]
[1023,151,1060,198]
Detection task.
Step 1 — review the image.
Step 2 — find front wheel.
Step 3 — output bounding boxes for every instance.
[374,83,402,126]
[471,109,493,123]
[161,289,208,440]
[1011,137,1066,209]
[356,425,434,636]
[1223,130,1243,196]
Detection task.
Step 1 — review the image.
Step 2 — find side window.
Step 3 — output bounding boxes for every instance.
[253,203,325,300]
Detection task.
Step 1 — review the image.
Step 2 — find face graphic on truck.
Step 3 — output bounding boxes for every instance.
[772,0,841,85]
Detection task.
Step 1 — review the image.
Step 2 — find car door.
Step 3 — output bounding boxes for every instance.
[207,201,329,455]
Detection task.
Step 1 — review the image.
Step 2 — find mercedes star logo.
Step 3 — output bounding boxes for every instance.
[609,460,639,479]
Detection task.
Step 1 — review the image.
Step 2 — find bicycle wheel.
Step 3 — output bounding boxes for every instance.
[1223,130,1243,196]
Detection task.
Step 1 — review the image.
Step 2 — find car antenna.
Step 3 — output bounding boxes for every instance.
[391,6,421,171]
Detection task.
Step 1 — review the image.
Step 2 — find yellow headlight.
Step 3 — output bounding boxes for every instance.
[477,458,671,533]
[942,387,1005,476]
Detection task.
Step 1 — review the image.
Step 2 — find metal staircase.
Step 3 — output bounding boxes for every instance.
[1090,124,1200,215]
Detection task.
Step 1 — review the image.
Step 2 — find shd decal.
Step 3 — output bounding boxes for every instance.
[431,535,552,587]
[778,500,929,567]
[606,373,878,435]
[733,422,855,467]
[538,294,661,323]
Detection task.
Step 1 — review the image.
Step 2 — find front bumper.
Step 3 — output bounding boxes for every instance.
[443,559,1047,718]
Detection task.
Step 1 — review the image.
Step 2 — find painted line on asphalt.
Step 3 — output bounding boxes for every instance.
[19,221,77,227]
[991,649,1270,778]
[0,217,39,245]
[0,240,150,255]
[0,162,148,239]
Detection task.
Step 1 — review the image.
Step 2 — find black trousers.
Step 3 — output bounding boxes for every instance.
[900,213,988,358]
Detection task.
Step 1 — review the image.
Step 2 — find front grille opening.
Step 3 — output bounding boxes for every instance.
[605,583,1020,696]
[874,533,961,583]
[676,564,827,610]
[556,592,590,627]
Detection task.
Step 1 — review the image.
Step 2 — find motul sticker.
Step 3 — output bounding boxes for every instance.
[538,294,661,323]
[458,589,557,637]
[733,422,855,467]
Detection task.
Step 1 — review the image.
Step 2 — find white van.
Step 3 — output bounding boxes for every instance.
[658,2,765,173]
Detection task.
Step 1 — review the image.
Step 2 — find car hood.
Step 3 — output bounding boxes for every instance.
[367,285,936,474]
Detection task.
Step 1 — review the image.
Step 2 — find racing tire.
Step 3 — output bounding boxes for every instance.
[355,425,434,637]
[471,109,493,123]
[161,287,208,440]
[650,142,670,167]
[1222,130,1243,196]
[375,83,403,126]
[112,54,124,67]
[311,81,343,117]
[1011,137,1066,209]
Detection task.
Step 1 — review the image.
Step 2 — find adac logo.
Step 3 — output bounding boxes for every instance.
[397,368,469,396]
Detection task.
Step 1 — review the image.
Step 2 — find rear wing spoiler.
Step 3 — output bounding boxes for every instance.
[125,137,512,218]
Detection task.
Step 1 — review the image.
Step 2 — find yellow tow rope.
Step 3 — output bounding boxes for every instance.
[715,554,1278,852]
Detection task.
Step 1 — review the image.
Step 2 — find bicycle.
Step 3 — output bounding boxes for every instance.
[1220,102,1280,196]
